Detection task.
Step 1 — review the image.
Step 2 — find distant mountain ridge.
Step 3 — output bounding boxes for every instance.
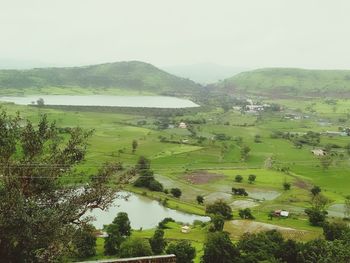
[0,61,202,96]
[218,68,350,98]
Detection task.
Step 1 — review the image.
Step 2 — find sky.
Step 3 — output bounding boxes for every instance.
[1,0,350,69]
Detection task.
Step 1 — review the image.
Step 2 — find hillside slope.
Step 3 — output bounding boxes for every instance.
[0,61,202,96]
[218,68,350,98]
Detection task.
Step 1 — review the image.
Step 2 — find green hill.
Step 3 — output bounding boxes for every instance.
[0,61,202,96]
[218,68,350,98]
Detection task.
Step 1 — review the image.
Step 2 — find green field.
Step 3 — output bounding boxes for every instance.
[1,95,350,262]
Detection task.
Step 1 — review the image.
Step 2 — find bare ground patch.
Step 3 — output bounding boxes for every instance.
[225,220,311,240]
[184,171,224,185]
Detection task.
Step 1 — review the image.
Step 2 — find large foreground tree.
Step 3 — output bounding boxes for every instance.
[0,111,124,262]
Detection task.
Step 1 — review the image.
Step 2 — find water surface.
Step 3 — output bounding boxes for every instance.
[88,192,210,229]
[0,95,199,108]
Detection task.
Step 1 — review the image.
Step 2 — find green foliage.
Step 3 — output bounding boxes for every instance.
[283,182,291,190]
[238,230,285,262]
[240,145,251,161]
[202,231,239,263]
[232,187,248,196]
[196,195,204,204]
[235,174,243,183]
[166,240,196,263]
[205,200,233,220]
[208,215,225,232]
[112,212,132,237]
[248,174,256,184]
[238,208,255,219]
[170,188,182,198]
[304,207,328,226]
[149,229,166,254]
[311,185,321,196]
[72,224,97,258]
[119,237,153,258]
[134,156,163,192]
[104,223,123,255]
[158,218,175,229]
[132,139,138,154]
[323,222,350,241]
[0,112,121,261]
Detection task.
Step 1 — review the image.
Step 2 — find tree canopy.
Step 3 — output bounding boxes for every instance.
[0,111,122,262]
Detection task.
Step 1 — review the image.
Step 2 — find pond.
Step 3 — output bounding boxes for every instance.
[87,192,210,229]
[0,95,199,108]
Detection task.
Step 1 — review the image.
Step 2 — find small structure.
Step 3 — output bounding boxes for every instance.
[181,225,190,233]
[274,210,289,218]
[178,122,187,129]
[311,149,326,156]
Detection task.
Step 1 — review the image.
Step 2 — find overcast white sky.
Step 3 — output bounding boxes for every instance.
[1,0,350,69]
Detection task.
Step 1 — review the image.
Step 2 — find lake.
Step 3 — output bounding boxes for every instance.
[87,192,210,229]
[0,95,199,108]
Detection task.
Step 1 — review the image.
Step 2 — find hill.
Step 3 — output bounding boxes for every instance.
[218,68,350,98]
[0,61,202,96]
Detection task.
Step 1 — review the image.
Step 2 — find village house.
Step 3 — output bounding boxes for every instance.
[274,210,289,217]
[181,225,190,233]
[311,149,326,156]
[178,122,187,129]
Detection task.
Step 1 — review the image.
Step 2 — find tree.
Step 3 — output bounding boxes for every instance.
[320,154,332,170]
[344,195,350,219]
[232,187,248,196]
[149,229,166,254]
[112,212,131,237]
[104,222,123,255]
[323,222,350,241]
[134,156,163,192]
[166,240,196,263]
[283,182,291,190]
[238,230,284,262]
[72,224,97,258]
[0,112,122,261]
[132,139,138,154]
[239,208,255,219]
[248,174,256,184]
[36,97,45,106]
[196,195,204,204]
[311,185,321,196]
[201,231,239,263]
[305,208,328,226]
[205,200,233,220]
[235,175,243,183]
[254,134,262,143]
[170,188,182,198]
[209,215,225,232]
[240,145,251,161]
[119,238,153,258]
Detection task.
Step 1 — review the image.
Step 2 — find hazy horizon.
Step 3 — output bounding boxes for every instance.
[1,0,350,70]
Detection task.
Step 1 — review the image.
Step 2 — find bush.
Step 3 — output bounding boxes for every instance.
[232,187,248,196]
[158,218,175,229]
[148,179,164,192]
[239,208,255,219]
[205,199,233,220]
[166,240,196,263]
[119,237,153,258]
[235,175,243,182]
[170,188,182,198]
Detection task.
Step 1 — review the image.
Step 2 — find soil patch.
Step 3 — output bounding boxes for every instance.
[184,171,224,185]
